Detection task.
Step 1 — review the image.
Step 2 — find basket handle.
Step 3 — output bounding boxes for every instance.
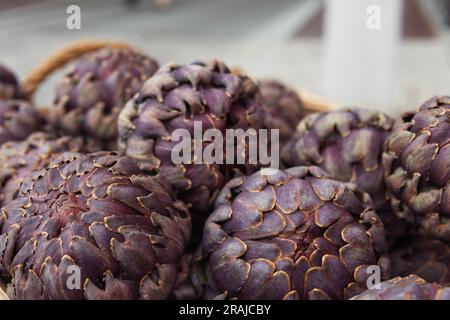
[231,67,336,113]
[299,90,337,113]
[22,40,133,99]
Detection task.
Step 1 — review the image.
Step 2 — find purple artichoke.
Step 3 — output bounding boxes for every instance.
[282,108,394,211]
[118,60,266,219]
[197,166,389,300]
[0,152,191,300]
[258,79,304,146]
[0,99,44,145]
[352,275,450,300]
[0,64,23,100]
[51,47,159,151]
[383,96,450,242]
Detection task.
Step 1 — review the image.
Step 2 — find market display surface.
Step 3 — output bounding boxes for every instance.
[0,41,448,300]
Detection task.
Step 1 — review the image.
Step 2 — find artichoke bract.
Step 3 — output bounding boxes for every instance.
[51,48,159,151]
[118,60,266,217]
[390,237,450,285]
[0,64,23,100]
[198,166,389,300]
[282,108,394,211]
[383,96,450,242]
[352,275,450,300]
[0,132,84,206]
[0,152,191,300]
[0,99,44,146]
[258,79,304,146]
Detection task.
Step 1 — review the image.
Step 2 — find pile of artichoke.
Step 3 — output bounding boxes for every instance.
[0,46,448,300]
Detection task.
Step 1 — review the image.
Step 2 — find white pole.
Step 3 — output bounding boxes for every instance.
[323,0,403,112]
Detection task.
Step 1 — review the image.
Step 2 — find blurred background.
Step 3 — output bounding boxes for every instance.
[0,0,448,114]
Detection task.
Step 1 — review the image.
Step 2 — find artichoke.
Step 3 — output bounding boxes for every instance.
[282,108,394,211]
[0,64,23,100]
[197,166,389,300]
[0,132,84,206]
[352,275,450,300]
[118,60,266,218]
[0,151,191,300]
[258,79,304,146]
[383,96,450,242]
[51,47,159,151]
[0,99,44,146]
[0,65,42,145]
[390,237,450,285]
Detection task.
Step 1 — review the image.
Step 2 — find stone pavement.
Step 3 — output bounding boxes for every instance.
[0,0,448,114]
